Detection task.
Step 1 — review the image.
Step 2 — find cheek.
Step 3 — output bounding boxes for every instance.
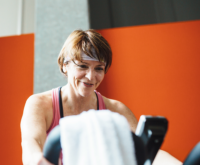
[74,70,86,80]
[96,72,105,83]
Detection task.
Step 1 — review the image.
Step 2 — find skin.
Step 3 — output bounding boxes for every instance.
[21,59,182,165]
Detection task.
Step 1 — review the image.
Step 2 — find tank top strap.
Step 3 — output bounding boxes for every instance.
[46,87,61,135]
[94,90,106,110]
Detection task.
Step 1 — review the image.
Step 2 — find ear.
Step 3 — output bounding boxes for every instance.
[63,63,67,73]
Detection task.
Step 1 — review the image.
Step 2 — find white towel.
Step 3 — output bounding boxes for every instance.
[59,109,137,165]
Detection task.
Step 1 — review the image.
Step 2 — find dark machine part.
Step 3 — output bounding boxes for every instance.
[183,142,200,165]
[135,115,168,164]
[43,125,61,165]
[131,132,147,165]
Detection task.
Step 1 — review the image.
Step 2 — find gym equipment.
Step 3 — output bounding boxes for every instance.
[43,115,168,165]
[43,115,200,165]
[135,115,168,164]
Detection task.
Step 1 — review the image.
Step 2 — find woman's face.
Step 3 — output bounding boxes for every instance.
[64,60,105,97]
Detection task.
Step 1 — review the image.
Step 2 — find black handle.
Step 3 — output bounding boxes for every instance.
[43,125,61,165]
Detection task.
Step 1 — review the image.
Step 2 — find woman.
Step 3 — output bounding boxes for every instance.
[21,29,181,165]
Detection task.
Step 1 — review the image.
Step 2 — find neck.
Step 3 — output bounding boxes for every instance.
[61,84,97,115]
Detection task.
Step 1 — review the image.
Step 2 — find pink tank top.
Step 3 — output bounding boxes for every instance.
[47,88,106,134]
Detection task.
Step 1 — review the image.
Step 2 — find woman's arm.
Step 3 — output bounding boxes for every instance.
[20,94,53,165]
[153,150,182,165]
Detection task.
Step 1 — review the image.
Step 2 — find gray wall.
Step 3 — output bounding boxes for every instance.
[34,0,90,93]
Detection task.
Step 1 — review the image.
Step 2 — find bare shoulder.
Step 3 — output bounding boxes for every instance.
[23,90,52,119]
[21,90,53,133]
[102,96,138,132]
[102,96,134,116]
[25,90,52,110]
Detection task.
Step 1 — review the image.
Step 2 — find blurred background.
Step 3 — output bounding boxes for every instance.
[0,0,200,164]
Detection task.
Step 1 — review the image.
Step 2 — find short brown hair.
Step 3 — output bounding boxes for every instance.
[58,29,112,74]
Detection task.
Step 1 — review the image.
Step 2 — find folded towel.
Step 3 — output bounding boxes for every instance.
[59,109,137,165]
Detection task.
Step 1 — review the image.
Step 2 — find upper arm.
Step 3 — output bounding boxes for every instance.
[103,97,138,132]
[20,94,48,148]
[153,150,182,165]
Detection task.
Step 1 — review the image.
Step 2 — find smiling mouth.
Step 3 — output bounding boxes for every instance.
[83,82,94,87]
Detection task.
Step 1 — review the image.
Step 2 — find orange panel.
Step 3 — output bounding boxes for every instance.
[0,34,34,164]
[97,20,200,161]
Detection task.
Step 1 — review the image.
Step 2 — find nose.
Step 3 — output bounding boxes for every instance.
[85,69,95,81]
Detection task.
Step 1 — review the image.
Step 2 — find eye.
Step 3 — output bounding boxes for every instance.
[95,67,104,71]
[72,60,88,69]
[79,65,88,69]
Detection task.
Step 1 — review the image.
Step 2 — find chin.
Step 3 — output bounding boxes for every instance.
[79,88,95,97]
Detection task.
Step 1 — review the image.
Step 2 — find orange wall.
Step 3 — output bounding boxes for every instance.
[97,20,200,161]
[0,34,34,164]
